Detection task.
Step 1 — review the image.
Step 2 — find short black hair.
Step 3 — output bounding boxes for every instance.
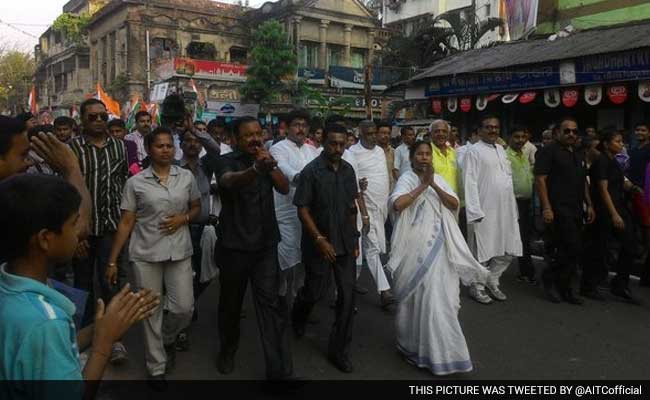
[376,120,392,131]
[479,114,500,126]
[145,126,174,150]
[409,140,431,160]
[325,114,346,127]
[107,119,126,129]
[194,120,207,127]
[0,116,27,157]
[510,124,527,135]
[207,118,226,132]
[400,126,414,135]
[323,124,348,141]
[53,116,75,128]
[285,109,311,126]
[635,122,649,130]
[80,98,106,117]
[557,116,578,127]
[233,116,259,137]
[135,111,151,122]
[15,112,34,122]
[0,174,81,261]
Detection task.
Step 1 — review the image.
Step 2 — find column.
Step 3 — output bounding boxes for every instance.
[343,24,352,67]
[367,29,376,65]
[319,19,330,70]
[293,16,303,56]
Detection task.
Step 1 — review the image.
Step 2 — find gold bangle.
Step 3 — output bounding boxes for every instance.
[315,235,326,242]
[108,262,117,268]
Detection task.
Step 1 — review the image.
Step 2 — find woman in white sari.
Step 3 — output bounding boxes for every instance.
[387,141,488,376]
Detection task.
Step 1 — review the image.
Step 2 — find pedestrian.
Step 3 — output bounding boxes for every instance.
[306,117,324,149]
[108,119,140,174]
[292,123,361,373]
[68,99,130,363]
[269,109,321,308]
[207,118,234,154]
[394,126,415,177]
[0,174,158,399]
[582,129,642,304]
[535,116,595,305]
[388,141,488,376]
[106,126,200,388]
[430,120,460,196]
[464,115,522,304]
[53,116,75,143]
[125,111,152,164]
[541,129,554,147]
[506,127,536,284]
[626,122,650,287]
[346,130,357,149]
[349,120,396,309]
[376,121,397,190]
[214,116,293,380]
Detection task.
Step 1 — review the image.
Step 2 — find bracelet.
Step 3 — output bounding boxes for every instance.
[252,164,260,175]
[185,214,190,224]
[107,262,117,268]
[362,215,370,220]
[315,235,326,242]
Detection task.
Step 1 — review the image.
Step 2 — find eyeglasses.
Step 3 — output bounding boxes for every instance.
[563,128,579,135]
[87,112,109,122]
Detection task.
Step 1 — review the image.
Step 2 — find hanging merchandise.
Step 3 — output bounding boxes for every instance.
[447,97,458,113]
[562,88,579,108]
[460,97,472,112]
[519,92,537,104]
[607,85,628,105]
[544,89,560,108]
[432,98,442,114]
[638,81,650,103]
[476,95,488,111]
[501,93,519,104]
[584,85,602,106]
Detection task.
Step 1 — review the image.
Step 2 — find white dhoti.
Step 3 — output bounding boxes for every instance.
[349,143,391,292]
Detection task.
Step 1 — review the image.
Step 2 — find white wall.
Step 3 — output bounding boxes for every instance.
[384,0,438,25]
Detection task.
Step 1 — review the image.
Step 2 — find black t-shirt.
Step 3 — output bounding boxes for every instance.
[627,145,650,187]
[293,153,360,259]
[534,142,587,218]
[215,150,280,251]
[590,152,626,214]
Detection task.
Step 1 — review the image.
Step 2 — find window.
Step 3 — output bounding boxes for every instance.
[328,44,344,67]
[78,55,90,69]
[229,47,247,64]
[186,41,218,60]
[299,42,319,68]
[351,49,365,68]
[150,38,178,60]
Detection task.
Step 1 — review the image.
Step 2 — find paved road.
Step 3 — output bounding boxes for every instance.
[104,260,650,381]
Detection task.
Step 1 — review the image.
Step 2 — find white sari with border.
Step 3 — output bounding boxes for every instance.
[387,171,488,376]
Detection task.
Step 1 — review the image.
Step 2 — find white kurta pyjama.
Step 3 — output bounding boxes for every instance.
[270,140,321,271]
[462,140,522,264]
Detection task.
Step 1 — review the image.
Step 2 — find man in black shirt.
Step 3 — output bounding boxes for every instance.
[214,116,293,380]
[627,122,650,286]
[535,117,594,305]
[292,124,360,373]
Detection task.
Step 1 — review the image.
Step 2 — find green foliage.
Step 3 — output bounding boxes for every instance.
[52,12,91,45]
[0,49,35,113]
[240,20,297,106]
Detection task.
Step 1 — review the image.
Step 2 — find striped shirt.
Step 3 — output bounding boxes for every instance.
[70,134,128,235]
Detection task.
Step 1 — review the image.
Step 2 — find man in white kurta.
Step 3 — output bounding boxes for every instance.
[270,110,321,304]
[463,116,522,304]
[349,121,396,308]
[394,126,416,177]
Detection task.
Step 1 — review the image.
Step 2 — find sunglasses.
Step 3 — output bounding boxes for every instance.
[87,112,109,122]
[563,128,579,135]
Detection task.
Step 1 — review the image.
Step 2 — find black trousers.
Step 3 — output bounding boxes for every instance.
[543,216,582,293]
[189,224,211,302]
[292,253,356,359]
[217,246,293,380]
[582,210,636,291]
[516,198,535,279]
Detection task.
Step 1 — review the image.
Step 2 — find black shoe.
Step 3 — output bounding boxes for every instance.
[611,288,642,305]
[217,351,235,375]
[175,329,189,352]
[561,291,584,305]
[164,343,176,374]
[544,285,562,303]
[580,288,606,301]
[148,374,167,392]
[354,284,369,295]
[328,354,354,373]
[380,290,396,310]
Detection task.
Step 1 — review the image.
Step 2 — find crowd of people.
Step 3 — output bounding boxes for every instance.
[1,92,649,394]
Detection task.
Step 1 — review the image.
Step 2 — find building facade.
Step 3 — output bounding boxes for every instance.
[537,0,650,34]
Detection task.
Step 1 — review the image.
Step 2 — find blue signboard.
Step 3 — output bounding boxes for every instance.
[576,48,650,85]
[425,64,560,97]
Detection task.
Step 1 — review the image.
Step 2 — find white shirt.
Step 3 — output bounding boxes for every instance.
[394,143,412,177]
[463,140,522,262]
[522,141,537,165]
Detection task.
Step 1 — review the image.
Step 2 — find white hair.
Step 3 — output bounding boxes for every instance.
[429,119,451,132]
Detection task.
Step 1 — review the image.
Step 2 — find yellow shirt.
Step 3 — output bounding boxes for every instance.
[432,144,458,194]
